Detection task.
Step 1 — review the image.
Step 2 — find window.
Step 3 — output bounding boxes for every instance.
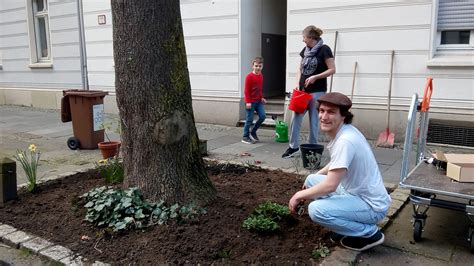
[430,0,474,66]
[440,30,470,45]
[26,0,52,67]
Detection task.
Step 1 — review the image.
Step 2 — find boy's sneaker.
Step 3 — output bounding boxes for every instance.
[250,132,259,142]
[281,147,300,158]
[241,137,254,144]
[340,230,384,251]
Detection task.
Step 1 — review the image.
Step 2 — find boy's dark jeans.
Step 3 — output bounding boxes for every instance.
[243,102,266,138]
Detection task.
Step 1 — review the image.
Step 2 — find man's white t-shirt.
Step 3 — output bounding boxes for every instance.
[327,124,391,212]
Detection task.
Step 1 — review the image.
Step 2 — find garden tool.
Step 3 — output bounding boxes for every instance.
[350,61,358,100]
[329,30,338,92]
[376,50,395,148]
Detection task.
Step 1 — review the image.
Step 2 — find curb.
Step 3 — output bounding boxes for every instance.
[1,165,111,265]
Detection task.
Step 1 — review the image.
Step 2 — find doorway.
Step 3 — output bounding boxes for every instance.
[261,33,286,98]
[260,0,286,99]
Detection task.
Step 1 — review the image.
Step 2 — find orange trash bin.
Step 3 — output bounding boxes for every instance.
[62,90,109,149]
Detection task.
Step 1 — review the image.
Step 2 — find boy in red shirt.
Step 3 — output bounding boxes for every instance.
[242,57,266,144]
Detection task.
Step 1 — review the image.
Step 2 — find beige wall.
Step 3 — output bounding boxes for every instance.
[0,88,241,126]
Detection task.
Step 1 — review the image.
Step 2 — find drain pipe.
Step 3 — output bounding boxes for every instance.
[77,0,89,90]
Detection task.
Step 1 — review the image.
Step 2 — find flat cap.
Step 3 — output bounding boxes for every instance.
[317,92,352,109]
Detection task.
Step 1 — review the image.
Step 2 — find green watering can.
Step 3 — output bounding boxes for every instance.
[275,120,289,143]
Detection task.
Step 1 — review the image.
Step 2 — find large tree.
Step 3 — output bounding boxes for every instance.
[111,0,216,205]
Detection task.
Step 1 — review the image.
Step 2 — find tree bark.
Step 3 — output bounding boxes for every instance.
[111,0,216,205]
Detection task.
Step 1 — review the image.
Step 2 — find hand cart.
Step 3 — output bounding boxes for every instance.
[399,77,474,253]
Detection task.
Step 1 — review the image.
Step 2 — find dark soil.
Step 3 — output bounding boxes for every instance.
[0,163,334,264]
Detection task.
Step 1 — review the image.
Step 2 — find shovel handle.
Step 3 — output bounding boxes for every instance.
[386,50,395,129]
[351,61,358,100]
[421,77,433,112]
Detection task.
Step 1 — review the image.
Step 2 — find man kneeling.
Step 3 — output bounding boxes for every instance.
[288,92,391,251]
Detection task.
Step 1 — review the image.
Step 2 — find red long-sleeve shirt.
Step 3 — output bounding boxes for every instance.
[244,72,263,103]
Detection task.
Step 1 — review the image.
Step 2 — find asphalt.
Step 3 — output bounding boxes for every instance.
[0,104,472,265]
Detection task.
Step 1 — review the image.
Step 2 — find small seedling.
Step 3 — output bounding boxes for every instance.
[311,244,331,259]
[217,249,231,258]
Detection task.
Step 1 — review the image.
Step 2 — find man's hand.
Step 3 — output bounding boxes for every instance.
[304,75,317,88]
[288,191,303,214]
[246,103,251,109]
[261,98,267,104]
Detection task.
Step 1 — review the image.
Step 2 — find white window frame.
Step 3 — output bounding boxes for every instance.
[428,0,474,67]
[26,0,53,68]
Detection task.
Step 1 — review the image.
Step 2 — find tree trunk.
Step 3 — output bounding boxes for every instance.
[111,0,216,205]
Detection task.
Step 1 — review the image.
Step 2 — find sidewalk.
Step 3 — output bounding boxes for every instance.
[0,105,472,264]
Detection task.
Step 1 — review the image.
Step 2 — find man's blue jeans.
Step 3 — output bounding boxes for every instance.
[304,174,387,237]
[243,102,266,138]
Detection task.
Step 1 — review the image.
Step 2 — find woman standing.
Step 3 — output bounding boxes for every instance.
[282,25,336,158]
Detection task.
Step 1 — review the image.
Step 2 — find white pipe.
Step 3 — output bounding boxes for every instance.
[76,0,89,90]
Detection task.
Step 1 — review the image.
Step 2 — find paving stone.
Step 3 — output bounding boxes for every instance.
[395,187,410,195]
[40,244,73,261]
[390,190,410,202]
[60,254,86,265]
[92,261,111,266]
[76,167,94,173]
[378,217,390,228]
[2,230,34,248]
[391,198,406,210]
[58,171,78,178]
[384,182,398,191]
[20,237,54,254]
[0,224,17,237]
[386,199,406,218]
[321,246,358,265]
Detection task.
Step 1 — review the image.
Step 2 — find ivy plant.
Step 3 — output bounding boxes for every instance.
[242,201,291,233]
[80,186,204,231]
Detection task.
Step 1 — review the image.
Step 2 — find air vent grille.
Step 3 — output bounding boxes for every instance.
[427,119,474,147]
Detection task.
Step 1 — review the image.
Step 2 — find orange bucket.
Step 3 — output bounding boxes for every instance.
[289,89,312,113]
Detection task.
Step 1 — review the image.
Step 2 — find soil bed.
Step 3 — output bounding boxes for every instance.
[0,163,333,264]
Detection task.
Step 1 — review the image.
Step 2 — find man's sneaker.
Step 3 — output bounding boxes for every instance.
[340,230,384,251]
[281,147,300,158]
[241,136,254,144]
[329,232,345,243]
[250,132,259,142]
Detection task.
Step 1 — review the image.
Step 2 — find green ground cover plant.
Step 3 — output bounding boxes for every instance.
[80,186,205,231]
[242,201,291,233]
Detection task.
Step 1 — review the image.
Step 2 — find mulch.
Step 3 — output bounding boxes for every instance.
[0,162,334,264]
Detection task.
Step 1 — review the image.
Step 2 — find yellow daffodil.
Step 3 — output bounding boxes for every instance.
[14,146,41,192]
[98,159,108,165]
[28,144,37,152]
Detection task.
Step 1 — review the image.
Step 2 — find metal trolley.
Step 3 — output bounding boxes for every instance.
[399,77,474,253]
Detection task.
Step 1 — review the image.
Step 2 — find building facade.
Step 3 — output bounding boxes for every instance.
[1,0,473,142]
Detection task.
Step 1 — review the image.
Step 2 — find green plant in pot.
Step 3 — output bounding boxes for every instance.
[98,119,121,159]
